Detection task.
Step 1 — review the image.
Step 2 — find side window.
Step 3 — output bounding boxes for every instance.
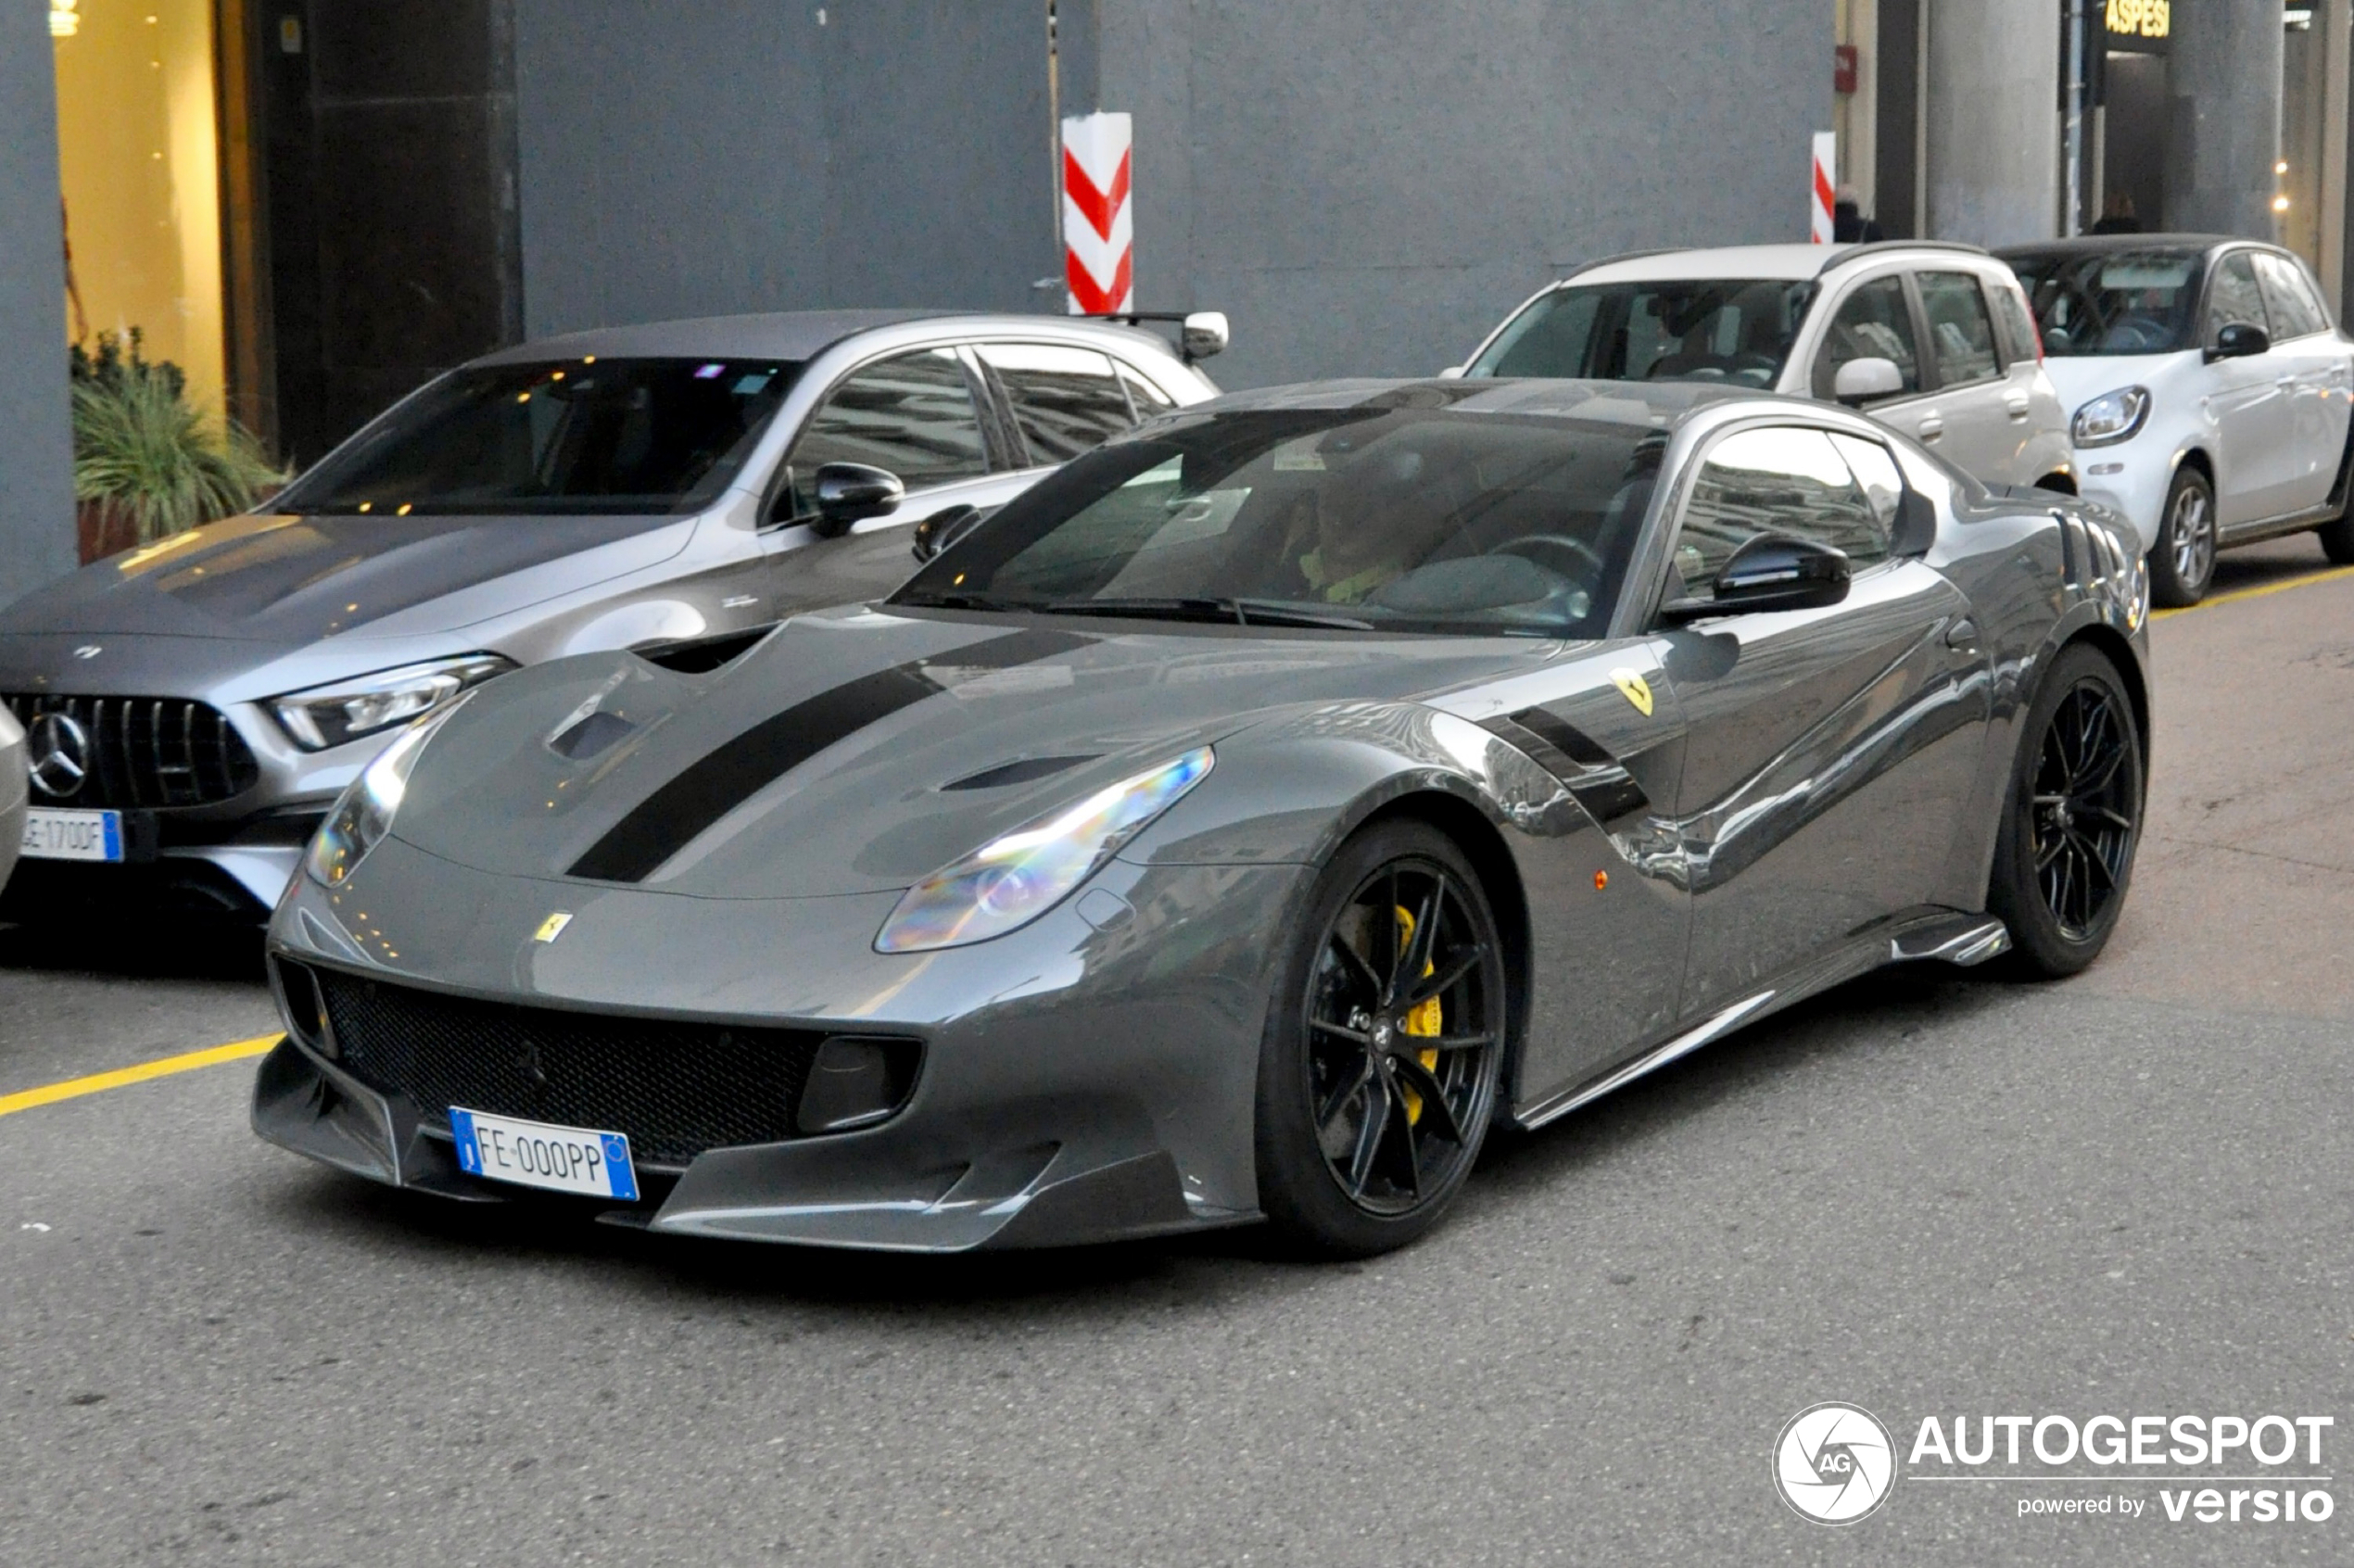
[1916,272,2002,386]
[1811,276,1922,399]
[1989,281,2042,366]
[2204,252,2271,344]
[788,348,989,512]
[2255,253,2328,340]
[1115,360,1177,416]
[1826,431,1905,531]
[978,343,1137,464]
[1669,426,1889,602]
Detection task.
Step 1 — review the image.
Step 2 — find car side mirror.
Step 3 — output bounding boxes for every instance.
[1435,364,1467,379]
[1832,356,1905,405]
[812,462,905,537]
[2207,322,2270,361]
[1660,534,1852,622]
[1182,310,1230,363]
[911,504,987,563]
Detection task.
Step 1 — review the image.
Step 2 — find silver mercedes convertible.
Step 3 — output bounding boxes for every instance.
[255,377,2150,1258]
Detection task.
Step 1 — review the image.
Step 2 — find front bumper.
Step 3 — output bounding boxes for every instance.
[253,837,1305,1250]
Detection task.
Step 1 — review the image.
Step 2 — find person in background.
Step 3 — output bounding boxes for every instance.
[1832,185,1884,244]
[2091,191,2143,235]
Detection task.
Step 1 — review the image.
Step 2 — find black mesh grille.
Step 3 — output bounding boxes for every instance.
[305,966,829,1168]
[5,694,260,809]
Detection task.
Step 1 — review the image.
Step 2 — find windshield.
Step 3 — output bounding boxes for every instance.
[2009,249,2205,356]
[1467,279,1815,388]
[274,358,803,516]
[893,407,1666,639]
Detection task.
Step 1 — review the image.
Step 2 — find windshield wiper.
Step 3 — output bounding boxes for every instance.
[1040,596,1373,631]
[892,589,1030,613]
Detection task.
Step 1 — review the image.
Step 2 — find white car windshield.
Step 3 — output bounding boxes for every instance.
[2011,249,2203,356]
[1467,279,1816,388]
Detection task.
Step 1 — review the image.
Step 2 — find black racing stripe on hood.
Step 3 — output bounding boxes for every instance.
[568,628,1093,883]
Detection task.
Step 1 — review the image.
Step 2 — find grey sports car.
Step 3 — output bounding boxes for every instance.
[0,310,1216,920]
[255,377,2151,1257]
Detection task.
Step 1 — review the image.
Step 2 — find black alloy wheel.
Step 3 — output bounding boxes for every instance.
[1988,644,2144,977]
[1255,821,1506,1257]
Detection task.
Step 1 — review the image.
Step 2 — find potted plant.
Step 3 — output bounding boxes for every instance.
[70,332,285,563]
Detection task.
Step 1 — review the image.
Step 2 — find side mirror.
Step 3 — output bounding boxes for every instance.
[1832,356,1905,405]
[911,504,987,563]
[2207,322,2270,361]
[812,462,904,537]
[1660,534,1852,622]
[1435,364,1467,379]
[1181,310,1230,363]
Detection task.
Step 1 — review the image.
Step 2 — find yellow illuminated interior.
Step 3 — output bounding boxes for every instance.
[54,0,227,419]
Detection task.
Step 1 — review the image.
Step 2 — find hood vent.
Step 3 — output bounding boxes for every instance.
[940,754,1098,791]
[632,623,777,676]
[550,710,638,761]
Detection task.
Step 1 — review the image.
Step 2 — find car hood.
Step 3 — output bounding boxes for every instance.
[2038,351,2196,411]
[391,605,1552,899]
[0,510,693,647]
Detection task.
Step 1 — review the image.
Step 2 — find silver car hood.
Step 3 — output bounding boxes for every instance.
[391,605,1552,899]
[0,510,694,647]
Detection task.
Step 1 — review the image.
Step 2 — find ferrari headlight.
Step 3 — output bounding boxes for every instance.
[302,698,469,887]
[270,653,513,751]
[874,747,1215,953]
[2070,386,2151,448]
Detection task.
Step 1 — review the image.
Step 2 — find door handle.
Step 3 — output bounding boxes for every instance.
[2004,397,2031,421]
[1917,417,1945,441]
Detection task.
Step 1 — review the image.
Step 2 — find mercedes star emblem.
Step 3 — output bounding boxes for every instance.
[25,712,92,798]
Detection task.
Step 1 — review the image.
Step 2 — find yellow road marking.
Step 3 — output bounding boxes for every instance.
[0,1034,282,1119]
[2153,563,2354,619]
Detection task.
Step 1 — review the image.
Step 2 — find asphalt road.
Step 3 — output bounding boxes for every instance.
[4,537,2351,1566]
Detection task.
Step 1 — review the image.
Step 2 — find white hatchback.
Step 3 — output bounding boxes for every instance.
[2002,236,2354,605]
[1454,243,2074,494]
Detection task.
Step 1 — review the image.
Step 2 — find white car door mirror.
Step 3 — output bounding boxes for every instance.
[1833,356,1905,405]
[1181,311,1230,362]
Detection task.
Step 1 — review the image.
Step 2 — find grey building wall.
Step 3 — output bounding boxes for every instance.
[513,0,1059,338]
[2170,0,2284,240]
[0,3,73,609]
[512,0,1829,389]
[1924,0,2059,247]
[1088,0,1832,387]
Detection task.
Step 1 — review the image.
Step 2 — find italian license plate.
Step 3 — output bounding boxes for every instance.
[448,1107,639,1200]
[20,807,123,863]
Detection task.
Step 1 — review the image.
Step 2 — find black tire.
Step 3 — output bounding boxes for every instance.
[1253,820,1508,1258]
[1986,644,2145,979]
[2146,464,2217,607]
[2316,513,2354,564]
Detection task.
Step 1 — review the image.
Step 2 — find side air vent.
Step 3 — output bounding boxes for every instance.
[940,754,1098,791]
[632,623,777,675]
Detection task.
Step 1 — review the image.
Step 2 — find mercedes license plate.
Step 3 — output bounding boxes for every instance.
[448,1107,639,1200]
[20,807,123,863]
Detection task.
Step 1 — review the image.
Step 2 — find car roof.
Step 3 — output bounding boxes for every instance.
[1569,241,1989,286]
[468,310,1181,368]
[1993,233,2255,261]
[1194,376,1773,428]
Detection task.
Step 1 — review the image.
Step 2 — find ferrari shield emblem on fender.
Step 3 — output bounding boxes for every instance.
[1609,668,1654,716]
[533,912,574,944]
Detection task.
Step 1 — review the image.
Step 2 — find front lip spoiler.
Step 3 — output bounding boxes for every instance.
[249,1033,1245,1251]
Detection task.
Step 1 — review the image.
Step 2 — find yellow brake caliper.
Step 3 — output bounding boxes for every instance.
[1392,904,1442,1124]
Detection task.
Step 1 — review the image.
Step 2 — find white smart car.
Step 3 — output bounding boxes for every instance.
[2002,235,2354,606]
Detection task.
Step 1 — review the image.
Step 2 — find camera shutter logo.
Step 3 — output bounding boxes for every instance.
[25,712,92,799]
[1775,1402,1898,1524]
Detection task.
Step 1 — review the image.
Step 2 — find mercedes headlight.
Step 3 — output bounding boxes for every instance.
[302,699,470,887]
[874,747,1214,953]
[2070,386,2151,448]
[270,653,513,751]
